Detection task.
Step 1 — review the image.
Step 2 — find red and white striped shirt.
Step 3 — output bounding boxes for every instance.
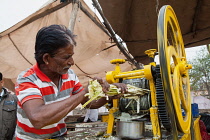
[15,63,83,139]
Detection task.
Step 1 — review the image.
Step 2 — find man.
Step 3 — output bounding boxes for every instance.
[0,72,17,140]
[15,24,127,139]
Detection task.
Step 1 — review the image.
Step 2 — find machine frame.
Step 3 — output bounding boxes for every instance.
[104,5,202,140]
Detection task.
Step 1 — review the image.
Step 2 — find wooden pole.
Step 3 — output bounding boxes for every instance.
[68,0,80,32]
[207,44,210,53]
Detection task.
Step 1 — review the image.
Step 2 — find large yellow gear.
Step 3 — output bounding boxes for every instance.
[157,5,192,133]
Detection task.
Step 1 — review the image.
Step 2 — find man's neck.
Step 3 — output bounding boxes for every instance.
[39,64,61,86]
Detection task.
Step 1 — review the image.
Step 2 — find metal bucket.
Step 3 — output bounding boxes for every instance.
[116,121,145,139]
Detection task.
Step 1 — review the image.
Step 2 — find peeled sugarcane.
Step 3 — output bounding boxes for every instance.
[82,79,150,108]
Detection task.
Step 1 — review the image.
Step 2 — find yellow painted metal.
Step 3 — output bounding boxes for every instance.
[149,79,157,107]
[158,5,192,133]
[106,60,162,138]
[150,62,156,66]
[144,65,153,80]
[180,133,191,140]
[150,107,161,140]
[149,74,161,139]
[106,59,126,83]
[193,116,202,140]
[101,114,109,123]
[106,49,157,83]
[125,76,145,79]
[104,5,198,140]
[179,116,203,140]
[110,59,126,64]
[114,70,145,79]
[106,64,154,84]
[105,99,119,137]
[105,57,163,137]
[145,49,157,58]
[106,69,145,84]
[106,71,118,84]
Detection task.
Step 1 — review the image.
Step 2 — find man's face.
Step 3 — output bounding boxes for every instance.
[48,44,74,75]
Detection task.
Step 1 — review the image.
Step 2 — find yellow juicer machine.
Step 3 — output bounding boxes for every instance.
[103,5,202,140]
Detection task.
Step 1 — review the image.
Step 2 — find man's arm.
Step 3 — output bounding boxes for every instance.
[83,96,116,109]
[22,89,88,129]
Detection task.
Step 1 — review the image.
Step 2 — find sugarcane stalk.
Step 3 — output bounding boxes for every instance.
[82,79,150,108]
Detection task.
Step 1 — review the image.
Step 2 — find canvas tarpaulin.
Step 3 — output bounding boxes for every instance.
[0,0,133,91]
[98,0,210,64]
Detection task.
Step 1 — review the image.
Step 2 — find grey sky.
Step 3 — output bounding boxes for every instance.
[0,0,49,32]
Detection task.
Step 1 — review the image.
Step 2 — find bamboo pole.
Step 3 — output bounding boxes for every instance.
[92,0,141,69]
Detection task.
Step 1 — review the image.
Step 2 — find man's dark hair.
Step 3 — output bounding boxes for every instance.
[0,72,2,81]
[34,24,76,65]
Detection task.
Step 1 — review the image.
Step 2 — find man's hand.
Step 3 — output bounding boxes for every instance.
[92,77,110,93]
[112,83,127,94]
[93,77,128,94]
[108,83,127,100]
[84,78,128,108]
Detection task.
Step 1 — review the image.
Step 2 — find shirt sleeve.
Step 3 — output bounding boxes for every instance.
[16,80,42,106]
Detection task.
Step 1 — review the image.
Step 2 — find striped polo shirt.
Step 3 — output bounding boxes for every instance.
[15,63,84,140]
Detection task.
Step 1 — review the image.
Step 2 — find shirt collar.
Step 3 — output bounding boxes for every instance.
[33,63,69,82]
